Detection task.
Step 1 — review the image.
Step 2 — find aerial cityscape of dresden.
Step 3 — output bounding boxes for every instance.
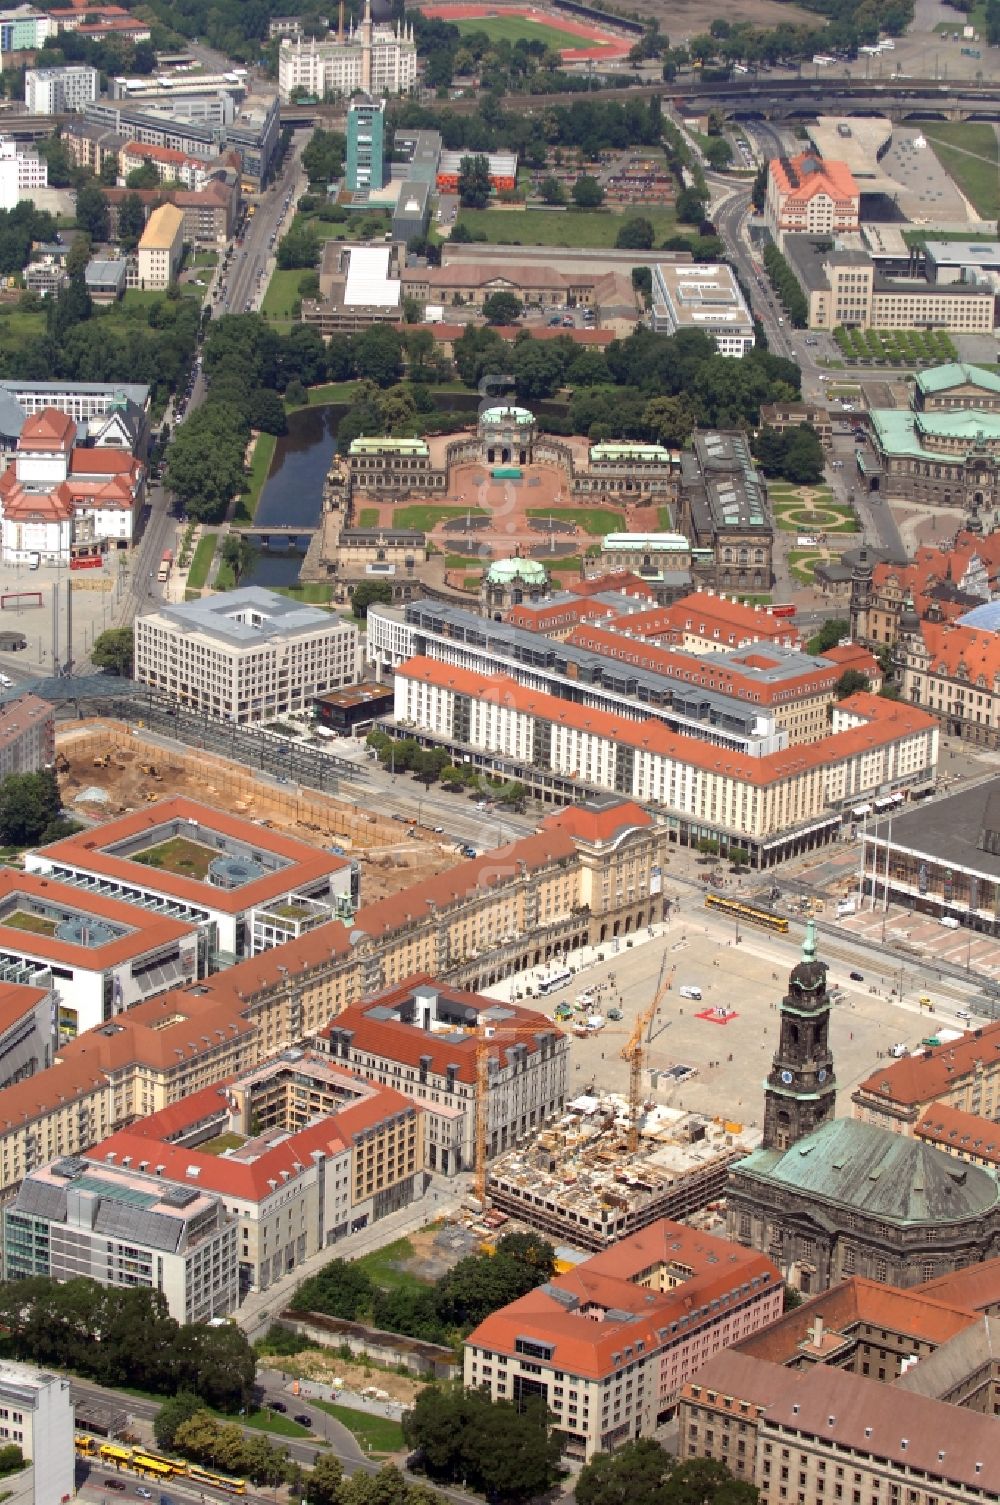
[1,0,1000,1502]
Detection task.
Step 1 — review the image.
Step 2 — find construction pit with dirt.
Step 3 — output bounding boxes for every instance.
[54,720,456,904]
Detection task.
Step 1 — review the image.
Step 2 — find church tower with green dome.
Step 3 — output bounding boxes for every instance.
[763,920,837,1152]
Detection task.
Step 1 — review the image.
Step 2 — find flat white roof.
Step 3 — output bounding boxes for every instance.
[344,246,400,308]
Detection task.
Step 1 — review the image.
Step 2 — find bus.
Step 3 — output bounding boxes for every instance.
[75,1436,97,1457]
[186,1465,247,1495]
[157,549,173,584]
[99,1443,133,1468]
[769,602,797,619]
[136,1450,186,1476]
[705,893,790,934]
[132,1453,177,1480]
[537,967,572,995]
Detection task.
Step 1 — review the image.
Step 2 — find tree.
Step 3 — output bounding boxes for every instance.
[457,154,492,209]
[404,1385,561,1501]
[616,216,654,250]
[351,580,393,620]
[642,394,694,448]
[154,1393,204,1451]
[91,627,133,677]
[220,533,257,587]
[835,669,871,699]
[0,768,61,848]
[784,1283,804,1311]
[808,618,849,654]
[302,127,346,185]
[290,1257,376,1319]
[242,1434,289,1487]
[572,174,604,209]
[65,233,92,283]
[308,1453,345,1505]
[751,160,768,212]
[247,387,287,435]
[703,137,734,169]
[276,225,320,271]
[482,290,523,325]
[126,158,161,190]
[352,326,404,388]
[538,175,564,205]
[676,186,708,224]
[116,192,146,251]
[75,182,109,241]
[632,265,653,302]
[578,1443,759,1505]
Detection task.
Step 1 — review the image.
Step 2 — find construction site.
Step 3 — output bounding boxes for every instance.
[53,720,456,905]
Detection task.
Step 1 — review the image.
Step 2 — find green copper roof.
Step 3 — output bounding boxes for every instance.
[486,557,548,585]
[916,362,1000,395]
[735,1119,1000,1226]
[871,407,1000,459]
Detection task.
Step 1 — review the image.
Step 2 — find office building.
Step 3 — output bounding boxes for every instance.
[136,202,184,290]
[677,432,774,593]
[651,263,754,356]
[465,1221,782,1460]
[0,980,55,1092]
[24,64,98,114]
[0,380,149,467]
[88,1054,425,1299]
[27,794,353,965]
[134,588,361,725]
[120,141,211,191]
[0,6,51,58]
[728,925,1000,1292]
[0,138,46,212]
[765,151,860,245]
[0,1361,72,1505]
[784,234,996,333]
[84,91,280,187]
[346,96,384,192]
[0,869,202,1040]
[0,695,52,777]
[84,258,127,304]
[3,1155,238,1323]
[277,1,417,102]
[322,974,568,1176]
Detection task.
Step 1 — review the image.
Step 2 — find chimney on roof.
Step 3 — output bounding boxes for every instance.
[811,1315,824,1346]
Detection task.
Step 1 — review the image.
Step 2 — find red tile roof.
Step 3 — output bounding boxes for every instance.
[621,594,801,647]
[0,870,197,970]
[915,619,1000,683]
[915,1101,1000,1164]
[35,795,349,916]
[69,450,139,477]
[854,1018,1000,1109]
[916,1256,1000,1313]
[770,151,860,206]
[468,1220,780,1378]
[539,800,651,844]
[18,409,76,451]
[0,982,49,1037]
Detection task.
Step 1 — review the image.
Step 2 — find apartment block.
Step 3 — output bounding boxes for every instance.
[0,138,46,212]
[0,694,52,777]
[465,1221,781,1460]
[134,588,361,724]
[322,974,568,1175]
[3,1156,238,1322]
[88,1055,424,1299]
[765,152,860,246]
[24,63,97,113]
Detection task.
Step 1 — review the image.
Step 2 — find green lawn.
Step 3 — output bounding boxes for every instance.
[285,380,368,411]
[545,555,583,572]
[261,268,303,323]
[235,432,278,527]
[445,553,484,569]
[357,507,379,526]
[2,910,57,936]
[0,304,46,347]
[243,1409,311,1438]
[274,582,334,604]
[526,505,624,537]
[198,1131,247,1155]
[914,121,1000,219]
[454,12,609,47]
[313,1399,405,1455]
[185,534,217,591]
[132,834,215,877]
[453,205,680,248]
[355,1235,433,1294]
[393,503,487,531]
[788,548,826,583]
[123,289,167,309]
[657,506,673,530]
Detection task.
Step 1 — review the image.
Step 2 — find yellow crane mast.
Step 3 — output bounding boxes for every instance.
[620,957,675,1154]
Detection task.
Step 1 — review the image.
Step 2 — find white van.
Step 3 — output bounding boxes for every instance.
[889,1042,907,1058]
[836,899,856,918]
[679,985,703,1001]
[939,916,960,929]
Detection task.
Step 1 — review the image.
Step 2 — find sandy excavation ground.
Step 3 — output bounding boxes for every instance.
[640,0,815,27]
[54,723,456,905]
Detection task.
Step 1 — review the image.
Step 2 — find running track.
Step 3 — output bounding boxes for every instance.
[418,3,631,60]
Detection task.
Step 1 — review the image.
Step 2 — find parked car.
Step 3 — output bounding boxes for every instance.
[271,1399,287,1412]
[104,1481,127,1493]
[849,970,864,981]
[679,985,702,1001]
[294,1413,313,1427]
[137,1489,153,1500]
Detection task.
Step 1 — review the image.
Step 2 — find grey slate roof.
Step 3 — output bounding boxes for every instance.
[895,1315,1000,1399]
[734,1118,1000,1225]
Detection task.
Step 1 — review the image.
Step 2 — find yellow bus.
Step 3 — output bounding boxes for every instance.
[98,1443,133,1467]
[136,1450,186,1476]
[132,1454,175,1480]
[187,1465,247,1495]
[75,1435,97,1457]
[705,893,790,934]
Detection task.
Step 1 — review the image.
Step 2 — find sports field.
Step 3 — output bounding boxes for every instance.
[419,3,629,58]
[454,13,609,47]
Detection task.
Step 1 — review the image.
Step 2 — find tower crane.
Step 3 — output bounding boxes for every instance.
[620,956,675,1154]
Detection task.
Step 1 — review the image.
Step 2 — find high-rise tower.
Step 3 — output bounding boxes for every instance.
[762,920,837,1152]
